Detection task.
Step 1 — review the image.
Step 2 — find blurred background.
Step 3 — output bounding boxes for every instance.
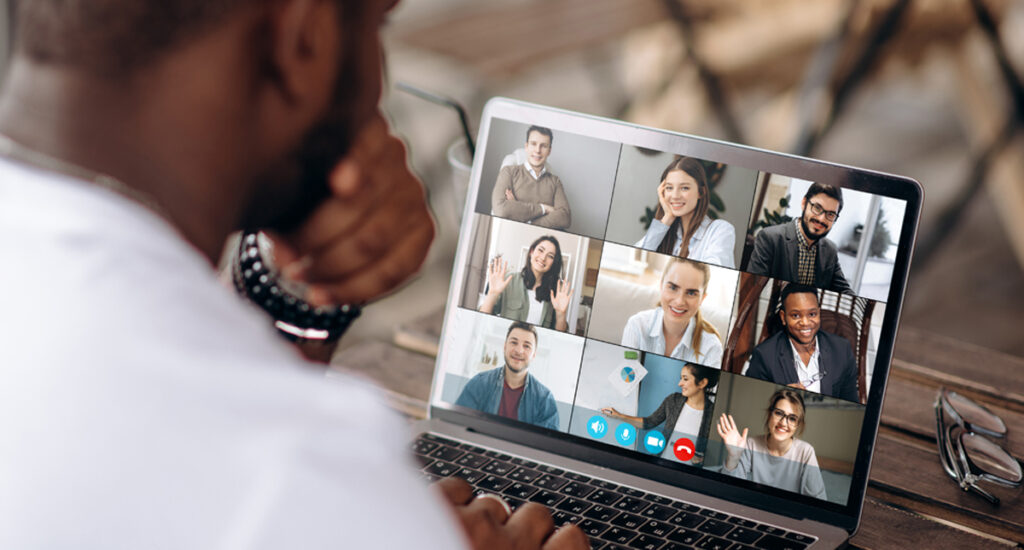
[1,0,1021,357]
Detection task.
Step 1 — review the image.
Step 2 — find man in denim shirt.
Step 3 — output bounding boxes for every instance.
[456,322,560,430]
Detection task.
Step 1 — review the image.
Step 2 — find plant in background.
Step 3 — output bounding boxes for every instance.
[640,158,727,230]
[748,194,793,236]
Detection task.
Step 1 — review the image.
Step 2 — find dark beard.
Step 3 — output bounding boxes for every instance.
[799,212,830,242]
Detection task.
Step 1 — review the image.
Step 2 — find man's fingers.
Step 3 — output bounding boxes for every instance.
[434,477,474,506]
[469,494,512,525]
[305,219,435,303]
[542,525,590,550]
[505,502,555,546]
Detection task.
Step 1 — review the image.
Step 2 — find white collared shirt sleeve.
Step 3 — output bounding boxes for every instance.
[622,311,648,350]
[637,219,673,252]
[696,219,736,268]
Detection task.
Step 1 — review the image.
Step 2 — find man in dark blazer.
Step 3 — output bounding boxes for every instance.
[746,284,861,403]
[747,183,853,294]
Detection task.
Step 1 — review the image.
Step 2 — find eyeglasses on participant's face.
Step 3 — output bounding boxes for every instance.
[771,408,801,426]
[806,201,839,221]
[935,388,1022,505]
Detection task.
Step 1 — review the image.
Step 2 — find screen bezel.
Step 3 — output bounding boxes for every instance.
[428,97,923,533]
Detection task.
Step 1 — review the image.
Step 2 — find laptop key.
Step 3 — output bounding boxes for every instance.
[727,517,760,529]
[563,472,592,483]
[455,452,490,469]
[428,445,465,462]
[621,487,646,498]
[594,479,621,490]
[697,519,733,537]
[599,526,637,545]
[538,464,565,475]
[484,449,507,459]
[555,497,592,515]
[670,501,702,513]
[481,459,515,477]
[643,493,674,505]
[589,489,624,506]
[639,519,673,538]
[628,534,667,550]
[416,456,435,468]
[412,439,439,455]
[578,519,611,538]
[458,443,487,454]
[669,511,705,529]
[529,489,565,508]
[424,460,458,478]
[453,467,485,484]
[698,509,729,521]
[420,433,458,445]
[757,534,809,550]
[534,474,569,491]
[609,512,645,530]
[550,510,582,527]
[508,467,542,484]
[641,503,677,521]
[667,528,703,546]
[510,457,538,468]
[614,496,650,514]
[754,525,787,537]
[562,481,596,498]
[726,527,763,545]
[695,535,731,550]
[583,504,621,523]
[503,482,539,500]
[476,475,512,493]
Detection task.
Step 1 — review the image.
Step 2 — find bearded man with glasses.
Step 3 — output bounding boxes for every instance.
[748,183,853,294]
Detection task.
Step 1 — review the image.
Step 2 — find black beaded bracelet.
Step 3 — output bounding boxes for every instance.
[232,231,361,342]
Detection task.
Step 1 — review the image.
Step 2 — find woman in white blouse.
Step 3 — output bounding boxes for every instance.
[635,156,735,268]
[621,258,723,367]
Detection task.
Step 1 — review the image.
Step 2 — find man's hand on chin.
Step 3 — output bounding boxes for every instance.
[274,111,436,307]
[435,477,590,550]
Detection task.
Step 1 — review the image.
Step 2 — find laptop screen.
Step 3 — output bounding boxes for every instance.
[430,99,920,517]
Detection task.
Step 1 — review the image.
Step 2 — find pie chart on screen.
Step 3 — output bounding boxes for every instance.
[620,366,636,383]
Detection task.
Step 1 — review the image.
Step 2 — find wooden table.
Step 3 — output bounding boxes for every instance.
[334,324,1024,548]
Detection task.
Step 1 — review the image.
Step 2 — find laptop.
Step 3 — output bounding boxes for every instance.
[412,97,922,549]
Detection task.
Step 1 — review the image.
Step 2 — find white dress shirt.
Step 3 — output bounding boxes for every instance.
[621,309,723,367]
[789,335,822,394]
[636,216,736,268]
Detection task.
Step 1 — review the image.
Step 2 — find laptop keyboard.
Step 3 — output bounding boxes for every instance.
[414,433,816,550]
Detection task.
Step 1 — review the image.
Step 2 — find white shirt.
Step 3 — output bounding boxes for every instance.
[621,309,723,367]
[635,216,736,268]
[0,159,468,549]
[526,292,545,325]
[672,402,704,438]
[789,335,822,394]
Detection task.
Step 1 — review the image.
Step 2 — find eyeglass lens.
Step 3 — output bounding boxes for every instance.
[961,433,1023,483]
[945,390,1007,436]
[773,408,799,425]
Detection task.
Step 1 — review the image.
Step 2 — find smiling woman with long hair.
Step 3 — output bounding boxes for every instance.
[635,156,736,268]
[479,235,573,331]
[621,258,723,366]
[717,389,827,499]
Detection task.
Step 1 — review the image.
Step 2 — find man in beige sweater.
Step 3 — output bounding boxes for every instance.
[491,125,572,229]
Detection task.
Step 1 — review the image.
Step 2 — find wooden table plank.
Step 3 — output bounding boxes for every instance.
[850,495,1019,549]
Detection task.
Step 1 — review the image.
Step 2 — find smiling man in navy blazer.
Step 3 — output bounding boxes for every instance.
[746,284,861,403]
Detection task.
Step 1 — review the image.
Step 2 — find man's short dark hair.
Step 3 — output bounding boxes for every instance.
[525,125,553,147]
[506,321,538,346]
[804,183,843,213]
[780,283,820,311]
[10,0,358,76]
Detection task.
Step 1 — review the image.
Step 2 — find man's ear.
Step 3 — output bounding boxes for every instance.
[264,0,340,107]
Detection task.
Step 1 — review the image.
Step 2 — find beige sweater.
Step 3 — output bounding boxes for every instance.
[490,164,571,229]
